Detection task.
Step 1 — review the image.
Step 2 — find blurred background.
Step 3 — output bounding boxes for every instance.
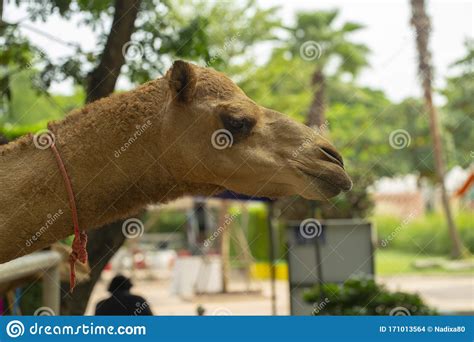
[0,0,472,316]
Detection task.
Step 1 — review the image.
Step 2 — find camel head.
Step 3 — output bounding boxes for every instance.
[160,60,352,200]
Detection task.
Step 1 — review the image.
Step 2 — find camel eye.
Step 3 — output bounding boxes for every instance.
[228,118,244,130]
[221,114,255,136]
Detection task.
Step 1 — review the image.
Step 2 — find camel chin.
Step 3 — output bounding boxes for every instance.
[298,182,345,201]
[299,172,353,200]
[220,176,350,202]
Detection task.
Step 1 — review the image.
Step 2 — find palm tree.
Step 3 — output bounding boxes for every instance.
[275,11,370,222]
[410,0,466,258]
[290,10,369,127]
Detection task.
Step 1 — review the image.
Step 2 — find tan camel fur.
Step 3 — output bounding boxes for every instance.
[0,61,351,264]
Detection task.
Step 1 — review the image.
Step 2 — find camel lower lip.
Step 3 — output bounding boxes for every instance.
[300,169,352,192]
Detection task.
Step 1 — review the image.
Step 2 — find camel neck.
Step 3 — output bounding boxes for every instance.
[0,78,223,264]
[0,80,171,263]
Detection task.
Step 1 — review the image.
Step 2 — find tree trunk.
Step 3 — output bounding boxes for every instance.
[306,69,326,128]
[86,0,141,103]
[60,0,142,315]
[410,0,466,259]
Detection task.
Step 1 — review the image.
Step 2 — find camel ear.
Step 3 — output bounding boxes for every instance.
[168,60,197,102]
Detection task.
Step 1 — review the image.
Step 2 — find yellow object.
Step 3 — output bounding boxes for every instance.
[250,262,288,280]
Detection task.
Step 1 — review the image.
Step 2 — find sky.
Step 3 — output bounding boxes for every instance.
[4,0,473,104]
[259,0,473,103]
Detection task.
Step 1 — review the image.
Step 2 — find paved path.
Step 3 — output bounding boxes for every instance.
[86,271,473,315]
[378,275,474,314]
[87,272,290,315]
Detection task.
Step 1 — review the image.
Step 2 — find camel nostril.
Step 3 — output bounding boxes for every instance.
[319,146,344,168]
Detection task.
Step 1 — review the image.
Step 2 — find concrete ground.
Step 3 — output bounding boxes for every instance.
[378,274,474,314]
[85,271,473,315]
[86,271,290,315]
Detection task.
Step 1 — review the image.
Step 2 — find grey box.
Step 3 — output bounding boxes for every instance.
[286,219,375,315]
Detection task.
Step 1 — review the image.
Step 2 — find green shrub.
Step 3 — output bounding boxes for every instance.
[374,212,473,254]
[233,205,287,261]
[303,277,437,315]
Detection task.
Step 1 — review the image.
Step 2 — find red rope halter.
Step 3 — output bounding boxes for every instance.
[50,143,88,292]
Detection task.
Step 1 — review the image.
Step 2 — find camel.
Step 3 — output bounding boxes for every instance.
[0,60,351,265]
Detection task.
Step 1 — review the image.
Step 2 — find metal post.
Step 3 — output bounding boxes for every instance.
[42,264,61,315]
[267,202,277,316]
[310,201,325,302]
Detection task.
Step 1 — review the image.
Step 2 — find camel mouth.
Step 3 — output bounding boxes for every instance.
[297,165,353,196]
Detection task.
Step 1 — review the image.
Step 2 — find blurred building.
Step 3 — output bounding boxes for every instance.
[371,168,471,218]
[373,192,425,218]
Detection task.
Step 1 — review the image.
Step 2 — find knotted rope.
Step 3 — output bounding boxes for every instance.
[50,142,88,292]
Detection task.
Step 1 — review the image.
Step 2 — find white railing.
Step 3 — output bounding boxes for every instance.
[0,251,62,315]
